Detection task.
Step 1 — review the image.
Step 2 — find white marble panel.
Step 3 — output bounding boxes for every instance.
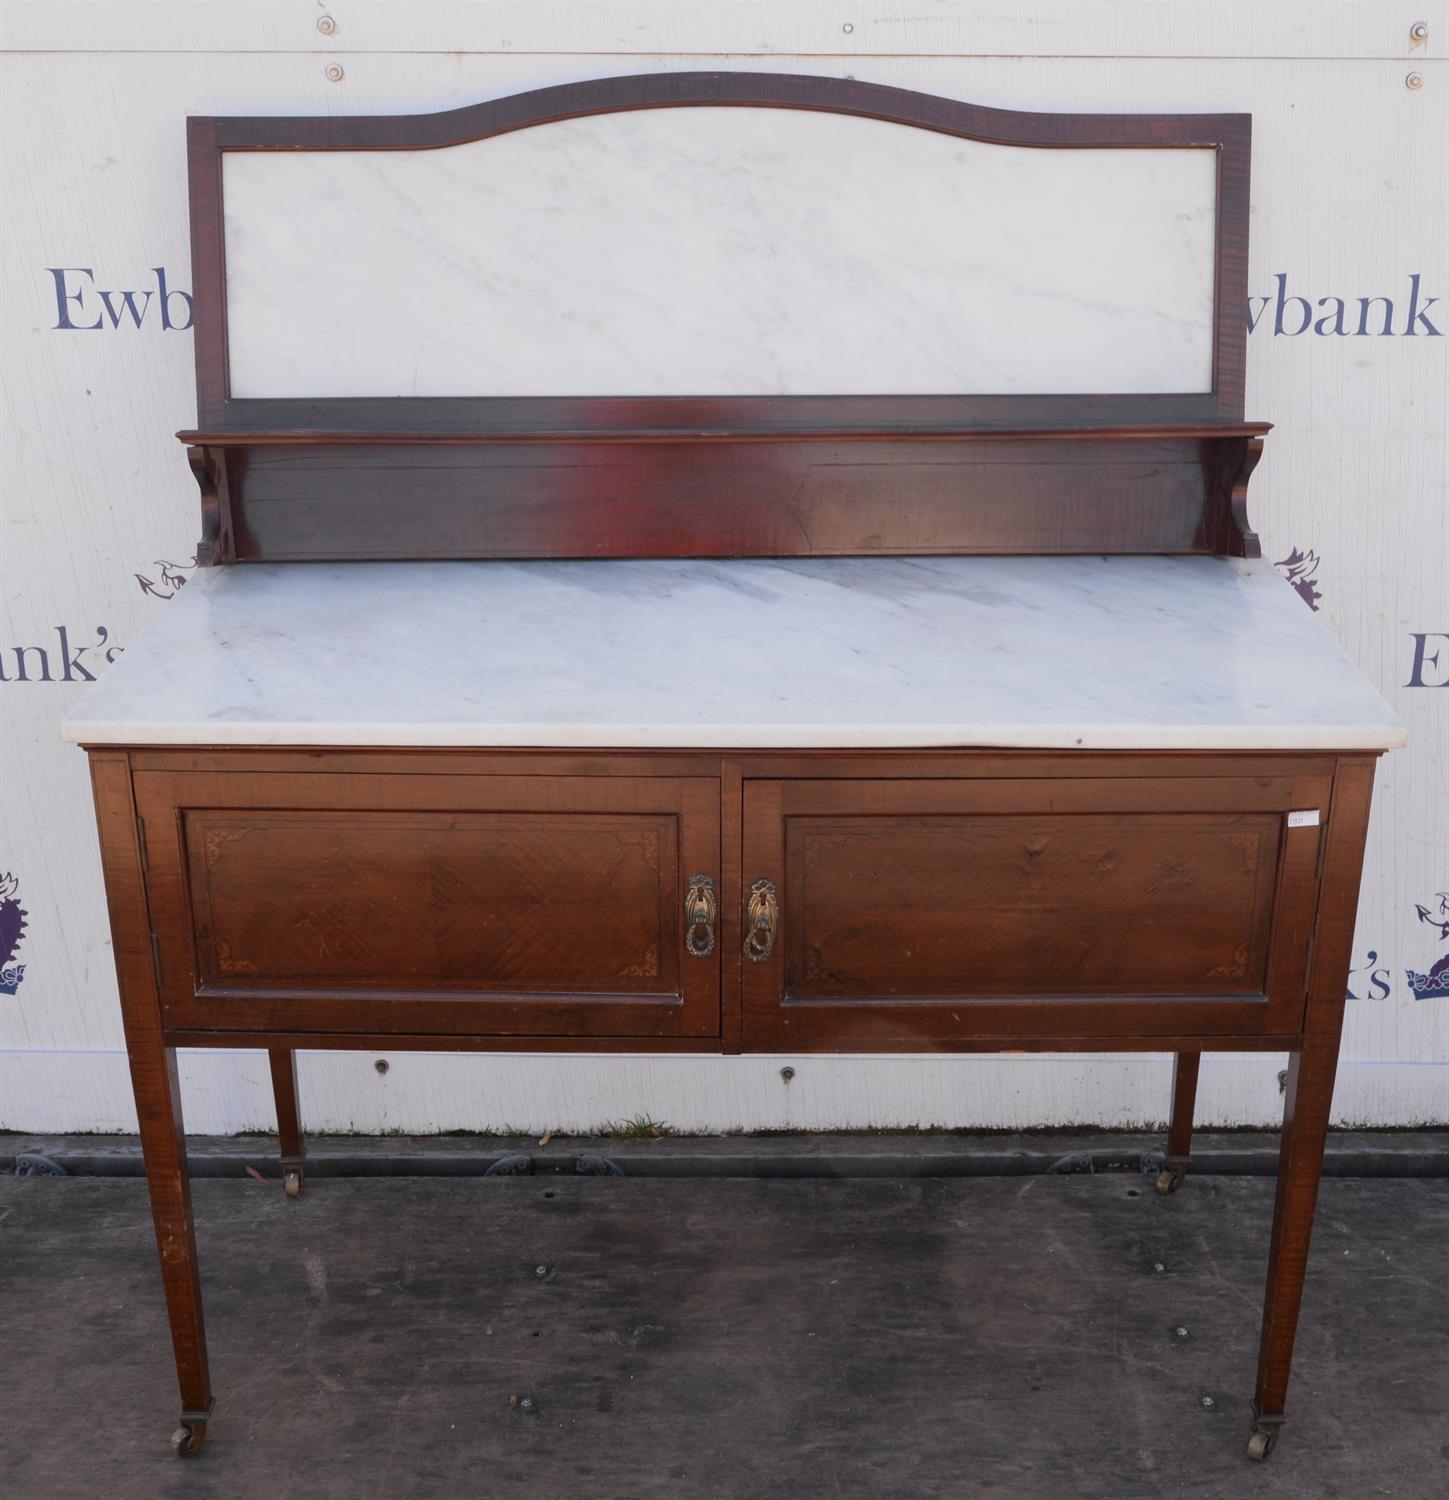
[222,107,1218,398]
[62,556,1405,751]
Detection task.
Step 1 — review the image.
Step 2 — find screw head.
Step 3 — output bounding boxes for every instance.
[325,63,345,83]
[1176,1326,1190,1338]
[374,1058,389,1075]
[780,1065,796,1082]
[1410,21,1428,43]
[1406,71,1425,90]
[317,14,337,34]
[842,22,854,34]
[1201,1394,1216,1409]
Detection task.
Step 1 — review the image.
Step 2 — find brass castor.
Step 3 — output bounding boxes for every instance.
[1246,1427,1278,1461]
[283,1168,303,1198]
[171,1422,207,1457]
[1155,1164,1186,1195]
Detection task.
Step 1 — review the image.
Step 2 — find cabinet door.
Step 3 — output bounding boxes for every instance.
[740,776,1330,1048]
[134,770,719,1037]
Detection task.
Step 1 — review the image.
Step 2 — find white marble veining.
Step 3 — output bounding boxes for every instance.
[223,108,1217,399]
[62,556,1405,751]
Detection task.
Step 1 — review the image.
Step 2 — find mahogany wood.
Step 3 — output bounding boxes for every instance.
[111,754,1354,1050]
[133,769,721,1039]
[1166,1052,1202,1163]
[118,747,1339,781]
[720,757,746,1055]
[786,813,1277,995]
[180,423,1274,444]
[89,753,213,1430]
[89,742,1379,1459]
[1256,1042,1341,1424]
[162,1027,1306,1055]
[181,73,1258,565]
[185,433,1261,563]
[1252,758,1375,1429]
[268,1048,304,1182]
[740,773,1326,1047]
[187,72,1250,436]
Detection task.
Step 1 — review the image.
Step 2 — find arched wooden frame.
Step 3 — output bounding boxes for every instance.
[185,70,1251,435]
[179,72,1266,565]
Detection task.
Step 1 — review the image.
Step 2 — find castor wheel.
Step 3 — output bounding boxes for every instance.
[283,1168,303,1198]
[1155,1164,1186,1195]
[1246,1427,1278,1461]
[171,1422,207,1457]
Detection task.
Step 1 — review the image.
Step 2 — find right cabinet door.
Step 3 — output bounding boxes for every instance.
[740,774,1332,1049]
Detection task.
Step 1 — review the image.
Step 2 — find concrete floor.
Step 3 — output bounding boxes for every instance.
[3,1172,1447,1499]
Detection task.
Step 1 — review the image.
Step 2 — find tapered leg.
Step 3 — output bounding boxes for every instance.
[1248,1042,1340,1458]
[1166,1052,1201,1160]
[1156,1051,1201,1194]
[129,1037,213,1450]
[268,1048,305,1197]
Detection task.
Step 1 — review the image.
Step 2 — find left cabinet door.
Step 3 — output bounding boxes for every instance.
[133,769,720,1038]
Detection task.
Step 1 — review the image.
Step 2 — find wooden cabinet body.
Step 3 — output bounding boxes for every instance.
[113,746,1370,1058]
[742,770,1331,1049]
[86,738,1382,1465]
[135,766,720,1039]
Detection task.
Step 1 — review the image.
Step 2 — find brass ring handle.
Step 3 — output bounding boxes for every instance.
[744,879,779,963]
[684,874,717,958]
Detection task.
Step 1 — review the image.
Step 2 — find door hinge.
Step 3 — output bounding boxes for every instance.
[135,815,148,873]
[149,931,164,989]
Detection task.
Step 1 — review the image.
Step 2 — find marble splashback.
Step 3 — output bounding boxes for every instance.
[222,106,1218,399]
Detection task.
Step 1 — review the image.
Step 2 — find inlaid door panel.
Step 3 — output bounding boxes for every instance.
[741,776,1331,1048]
[133,771,719,1036]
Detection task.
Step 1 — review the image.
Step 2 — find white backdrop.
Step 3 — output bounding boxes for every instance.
[2,1,1445,1133]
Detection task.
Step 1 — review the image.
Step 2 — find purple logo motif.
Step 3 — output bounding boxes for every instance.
[0,871,28,996]
[1274,547,1322,612]
[46,267,192,331]
[1247,274,1442,337]
[135,556,196,601]
[1345,949,1391,1001]
[1406,895,1449,1001]
[0,626,119,683]
[1406,633,1449,689]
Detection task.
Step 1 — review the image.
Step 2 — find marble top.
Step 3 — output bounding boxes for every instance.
[61,556,1405,752]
